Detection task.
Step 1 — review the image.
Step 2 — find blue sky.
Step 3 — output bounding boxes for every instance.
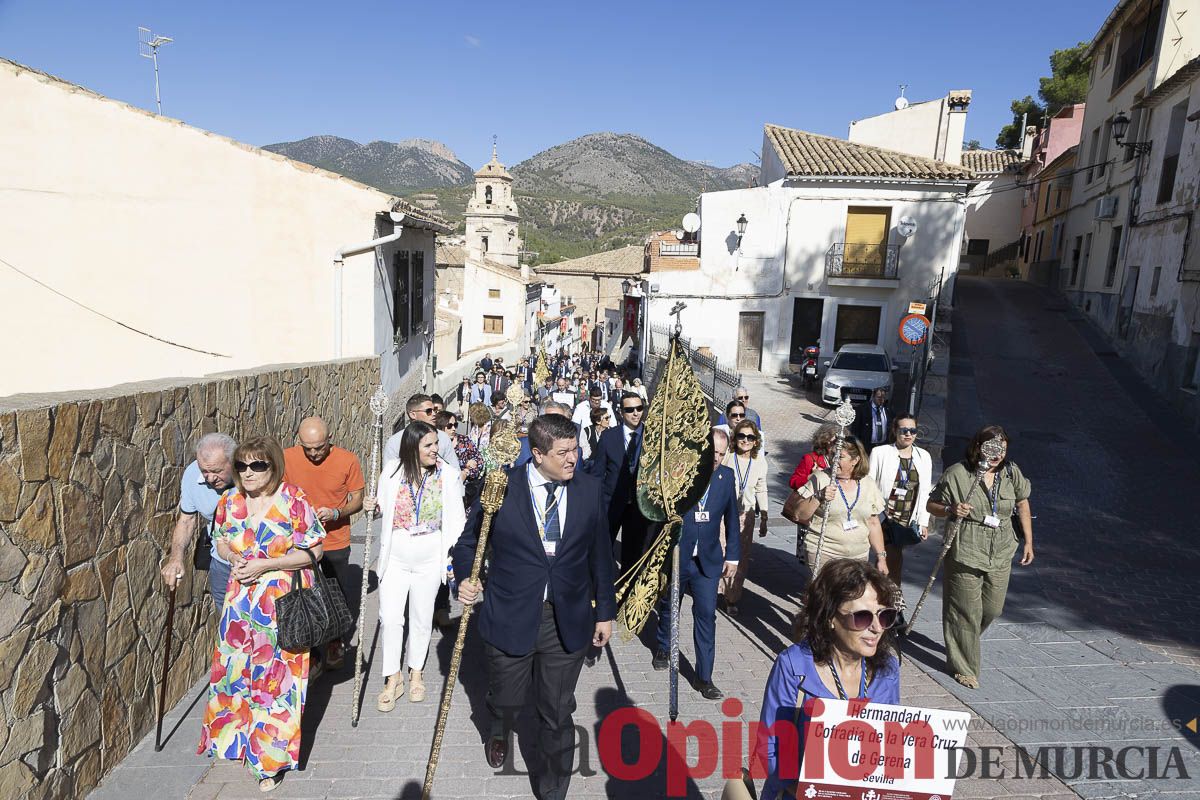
[0,0,1114,169]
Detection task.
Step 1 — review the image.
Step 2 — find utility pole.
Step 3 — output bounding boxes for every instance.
[138,27,173,115]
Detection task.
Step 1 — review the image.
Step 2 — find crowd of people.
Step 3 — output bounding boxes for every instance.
[160,349,1034,797]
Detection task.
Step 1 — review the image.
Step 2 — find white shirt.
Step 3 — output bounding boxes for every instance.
[551,390,576,406]
[526,462,568,599]
[623,423,639,450]
[572,399,612,429]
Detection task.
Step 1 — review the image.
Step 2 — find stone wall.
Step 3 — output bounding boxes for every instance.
[0,357,380,799]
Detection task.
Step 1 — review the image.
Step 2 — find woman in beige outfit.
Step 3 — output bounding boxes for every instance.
[795,436,888,576]
[721,419,769,615]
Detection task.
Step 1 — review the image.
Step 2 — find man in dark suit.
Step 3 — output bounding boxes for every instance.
[480,353,494,373]
[652,428,741,699]
[455,415,615,800]
[854,388,892,452]
[490,365,511,398]
[594,392,653,573]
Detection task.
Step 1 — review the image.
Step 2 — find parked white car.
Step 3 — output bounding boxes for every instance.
[821,344,893,406]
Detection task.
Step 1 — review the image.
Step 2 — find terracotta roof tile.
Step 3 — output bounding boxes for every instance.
[961,149,1023,174]
[764,123,976,181]
[531,245,645,276]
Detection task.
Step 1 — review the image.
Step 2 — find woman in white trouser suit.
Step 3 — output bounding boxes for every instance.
[364,421,465,711]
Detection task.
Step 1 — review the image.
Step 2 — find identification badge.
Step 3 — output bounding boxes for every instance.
[543,540,557,556]
[983,515,1001,528]
[892,487,908,499]
[843,519,859,531]
[694,511,711,523]
[409,523,433,536]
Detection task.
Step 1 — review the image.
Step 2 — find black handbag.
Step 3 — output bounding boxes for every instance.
[193,519,213,571]
[276,548,353,653]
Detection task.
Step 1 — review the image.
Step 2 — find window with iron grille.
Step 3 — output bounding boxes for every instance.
[1104,226,1123,288]
[1112,2,1162,91]
[1157,100,1188,205]
[392,251,409,346]
[411,249,425,335]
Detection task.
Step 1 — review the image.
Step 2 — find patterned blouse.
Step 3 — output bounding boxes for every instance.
[391,467,445,532]
[885,456,920,526]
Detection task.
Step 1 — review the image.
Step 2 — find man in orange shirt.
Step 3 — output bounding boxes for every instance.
[283,416,365,670]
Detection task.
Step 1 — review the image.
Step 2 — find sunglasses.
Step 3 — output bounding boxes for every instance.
[234,460,270,474]
[897,427,918,435]
[736,395,749,401]
[736,433,758,442]
[840,608,900,631]
[621,405,645,414]
[416,407,436,415]
[729,413,746,419]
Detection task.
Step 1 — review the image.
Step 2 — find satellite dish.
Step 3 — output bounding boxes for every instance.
[897,216,918,238]
[674,230,685,241]
[894,96,909,110]
[682,212,701,234]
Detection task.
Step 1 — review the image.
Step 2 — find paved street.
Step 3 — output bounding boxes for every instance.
[89,283,1200,799]
[898,277,1200,799]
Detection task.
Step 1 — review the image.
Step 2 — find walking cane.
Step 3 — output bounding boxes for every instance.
[904,436,1005,634]
[423,421,522,800]
[155,582,178,752]
[351,386,389,728]
[810,399,856,574]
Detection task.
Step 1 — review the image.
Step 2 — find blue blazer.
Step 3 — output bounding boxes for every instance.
[680,464,742,578]
[452,467,617,656]
[595,424,640,514]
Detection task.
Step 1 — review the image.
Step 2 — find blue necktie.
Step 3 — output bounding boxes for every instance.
[543,483,561,543]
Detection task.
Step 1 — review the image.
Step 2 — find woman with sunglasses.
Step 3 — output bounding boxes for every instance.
[363,421,467,710]
[927,424,1033,689]
[436,410,483,509]
[721,419,769,615]
[756,559,900,800]
[198,436,326,793]
[792,436,888,576]
[868,415,932,591]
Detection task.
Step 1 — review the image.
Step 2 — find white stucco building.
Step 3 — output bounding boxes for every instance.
[646,123,976,375]
[0,58,450,399]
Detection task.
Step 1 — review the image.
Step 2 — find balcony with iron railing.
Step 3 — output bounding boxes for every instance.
[825,242,900,283]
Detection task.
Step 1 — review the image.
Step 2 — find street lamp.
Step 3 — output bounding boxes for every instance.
[621,278,632,295]
[1112,111,1151,156]
[735,213,748,249]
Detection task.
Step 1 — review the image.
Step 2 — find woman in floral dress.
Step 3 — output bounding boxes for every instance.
[197,435,326,792]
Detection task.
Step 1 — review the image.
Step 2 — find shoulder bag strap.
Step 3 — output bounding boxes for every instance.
[287,547,321,587]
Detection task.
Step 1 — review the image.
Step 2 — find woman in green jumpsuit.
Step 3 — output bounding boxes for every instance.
[927,425,1034,689]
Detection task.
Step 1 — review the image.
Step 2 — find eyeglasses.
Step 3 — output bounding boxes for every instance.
[234,460,270,474]
[621,405,645,414]
[897,427,918,435]
[840,608,900,631]
[735,433,758,442]
[415,407,436,416]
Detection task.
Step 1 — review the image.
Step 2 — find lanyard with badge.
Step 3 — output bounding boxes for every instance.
[406,470,437,536]
[733,456,752,498]
[694,482,713,523]
[530,481,561,556]
[837,478,861,531]
[982,470,1003,528]
[892,456,913,502]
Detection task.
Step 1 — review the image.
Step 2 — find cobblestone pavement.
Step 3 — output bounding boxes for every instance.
[91,335,1169,800]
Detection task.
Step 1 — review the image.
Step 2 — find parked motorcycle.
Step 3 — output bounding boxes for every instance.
[802,345,820,389]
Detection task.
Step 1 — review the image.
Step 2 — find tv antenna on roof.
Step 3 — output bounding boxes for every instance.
[894,84,909,111]
[138,26,173,115]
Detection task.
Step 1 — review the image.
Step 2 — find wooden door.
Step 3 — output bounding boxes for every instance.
[833,305,882,351]
[844,207,891,274]
[789,298,823,363]
[738,312,764,371]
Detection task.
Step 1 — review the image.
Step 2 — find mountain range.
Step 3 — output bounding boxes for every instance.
[263,132,756,263]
